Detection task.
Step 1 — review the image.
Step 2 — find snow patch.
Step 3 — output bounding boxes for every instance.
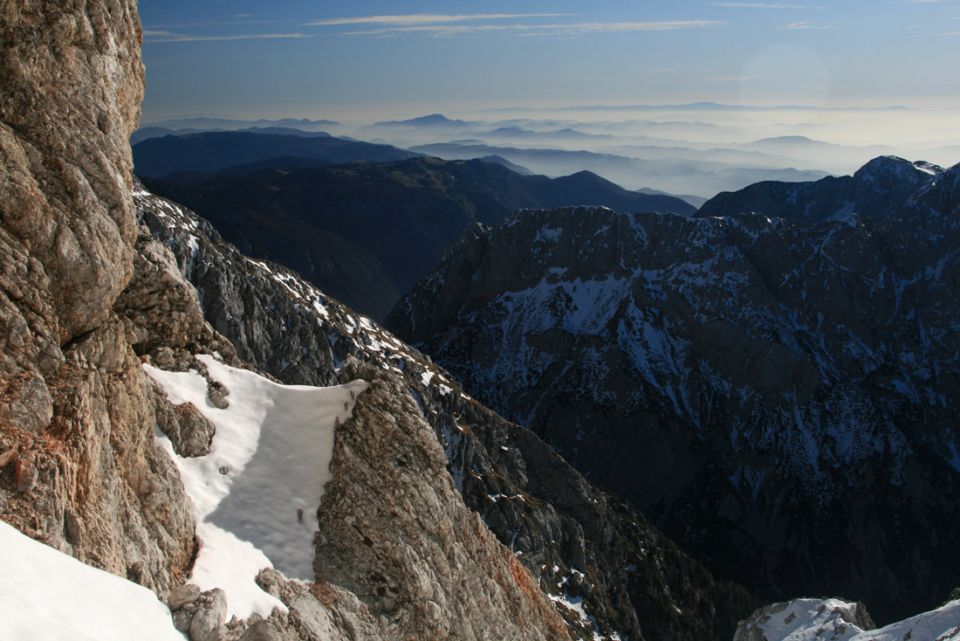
[0,521,185,641]
[144,354,368,621]
[752,597,960,641]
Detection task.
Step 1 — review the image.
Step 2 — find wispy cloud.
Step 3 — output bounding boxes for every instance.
[339,21,723,38]
[306,13,575,27]
[713,2,818,8]
[777,20,839,29]
[703,74,760,82]
[143,29,310,43]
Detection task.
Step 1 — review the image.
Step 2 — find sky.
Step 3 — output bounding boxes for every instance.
[138,0,960,123]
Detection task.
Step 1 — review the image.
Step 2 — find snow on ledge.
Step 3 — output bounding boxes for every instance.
[144,354,368,621]
[750,597,960,641]
[0,521,185,641]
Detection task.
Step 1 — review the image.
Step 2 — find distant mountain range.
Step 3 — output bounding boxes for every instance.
[372,113,472,128]
[143,154,695,320]
[132,131,419,178]
[412,141,829,197]
[141,116,339,131]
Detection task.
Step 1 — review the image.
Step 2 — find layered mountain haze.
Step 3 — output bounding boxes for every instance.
[409,141,828,198]
[132,131,418,178]
[388,156,960,624]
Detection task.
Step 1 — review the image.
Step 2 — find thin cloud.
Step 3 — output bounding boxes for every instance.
[306,13,575,27]
[777,20,839,29]
[341,21,723,38]
[713,2,819,8]
[144,29,310,43]
[704,74,760,82]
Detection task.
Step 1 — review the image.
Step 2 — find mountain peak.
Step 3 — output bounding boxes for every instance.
[376,113,469,127]
[854,155,942,187]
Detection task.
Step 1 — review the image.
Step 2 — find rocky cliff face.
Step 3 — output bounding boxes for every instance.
[136,184,757,640]
[0,0,198,593]
[386,158,960,623]
[0,3,570,640]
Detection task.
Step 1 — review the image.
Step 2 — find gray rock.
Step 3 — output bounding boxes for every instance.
[0,0,196,600]
[0,372,53,433]
[189,589,227,641]
[168,584,202,610]
[154,395,216,457]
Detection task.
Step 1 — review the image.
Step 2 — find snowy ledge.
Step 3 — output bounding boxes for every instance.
[144,354,369,621]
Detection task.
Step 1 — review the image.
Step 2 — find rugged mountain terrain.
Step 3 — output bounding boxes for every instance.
[135,183,757,640]
[132,131,418,178]
[733,596,960,641]
[145,156,694,319]
[698,156,942,222]
[387,157,960,623]
[0,2,759,640]
[0,3,580,640]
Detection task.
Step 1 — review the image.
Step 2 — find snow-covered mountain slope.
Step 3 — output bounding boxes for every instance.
[387,157,960,623]
[0,522,185,641]
[735,597,960,641]
[134,185,758,641]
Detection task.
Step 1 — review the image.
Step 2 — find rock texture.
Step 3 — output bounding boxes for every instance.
[136,186,757,640]
[0,0,196,593]
[734,599,875,641]
[387,158,960,623]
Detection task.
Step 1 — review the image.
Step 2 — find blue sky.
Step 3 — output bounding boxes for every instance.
[138,0,960,122]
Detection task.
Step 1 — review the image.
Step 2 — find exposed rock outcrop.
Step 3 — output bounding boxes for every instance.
[0,0,196,593]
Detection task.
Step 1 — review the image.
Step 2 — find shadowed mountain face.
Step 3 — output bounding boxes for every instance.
[144,156,694,320]
[387,157,960,624]
[132,130,418,178]
[698,156,943,222]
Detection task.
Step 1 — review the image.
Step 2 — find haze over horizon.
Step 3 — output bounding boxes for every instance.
[139,0,960,124]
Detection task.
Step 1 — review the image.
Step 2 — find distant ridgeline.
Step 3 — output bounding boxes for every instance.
[137,132,694,320]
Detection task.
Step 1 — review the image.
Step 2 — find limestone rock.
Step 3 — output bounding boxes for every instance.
[154,393,216,457]
[0,0,195,597]
[189,588,228,641]
[168,583,202,610]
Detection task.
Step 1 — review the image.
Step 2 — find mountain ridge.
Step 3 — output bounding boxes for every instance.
[387,156,960,623]
[144,155,695,319]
